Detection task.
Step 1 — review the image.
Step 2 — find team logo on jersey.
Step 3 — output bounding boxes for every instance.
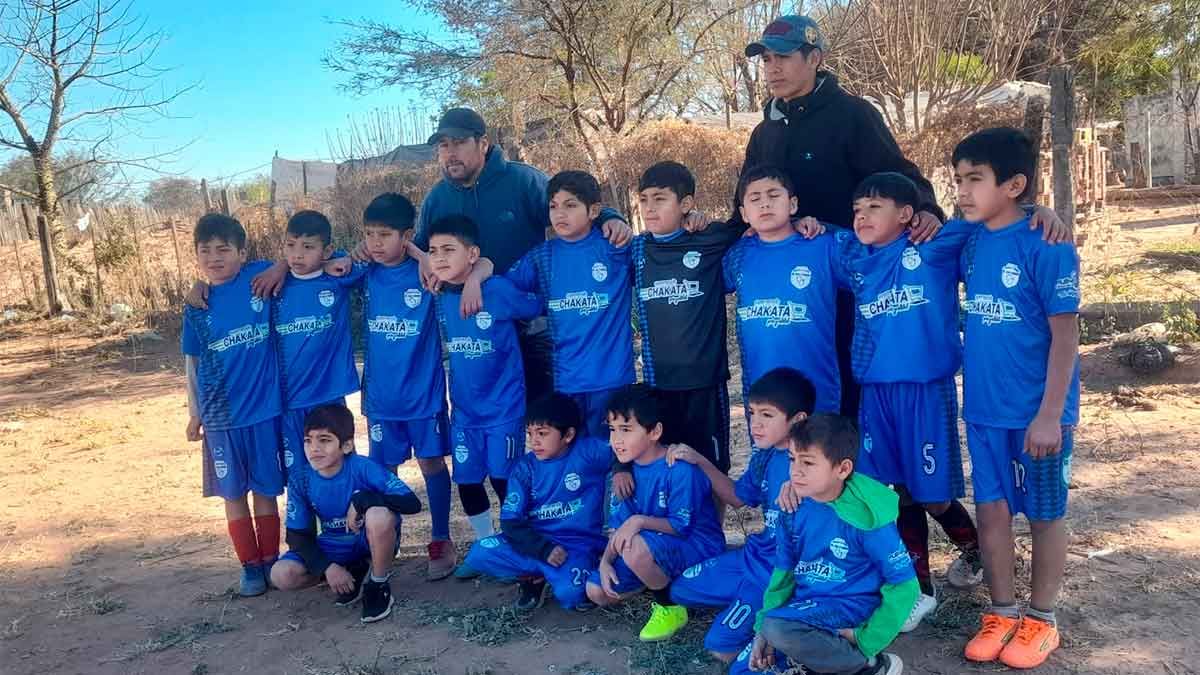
[446,337,494,359]
[592,262,608,282]
[1001,263,1021,288]
[858,285,929,319]
[479,536,500,549]
[475,311,493,330]
[284,449,294,467]
[286,500,297,520]
[682,250,701,269]
[531,498,583,521]
[657,491,667,509]
[794,558,847,583]
[318,289,335,307]
[370,424,383,442]
[1055,272,1079,299]
[564,472,581,491]
[888,548,912,571]
[213,459,229,479]
[277,314,334,337]
[548,291,610,316]
[764,509,780,530]
[404,288,422,308]
[367,315,420,341]
[454,444,469,463]
[964,294,1022,326]
[790,265,812,289]
[250,295,264,312]
[638,278,704,305]
[829,537,849,559]
[208,323,271,352]
[504,492,521,509]
[901,247,922,271]
[675,507,691,525]
[738,299,811,327]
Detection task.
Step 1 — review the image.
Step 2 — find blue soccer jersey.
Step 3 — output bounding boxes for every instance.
[768,497,915,631]
[182,260,282,430]
[843,220,975,384]
[285,453,416,537]
[960,217,1081,428]
[724,232,845,413]
[608,456,725,553]
[732,446,793,578]
[436,277,541,428]
[501,436,612,554]
[274,268,364,410]
[506,229,635,394]
[362,260,447,421]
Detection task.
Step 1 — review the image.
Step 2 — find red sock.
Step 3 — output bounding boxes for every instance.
[227,517,259,565]
[255,514,281,563]
[897,504,933,596]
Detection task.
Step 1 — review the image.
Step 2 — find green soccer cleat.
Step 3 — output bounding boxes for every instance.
[638,603,688,642]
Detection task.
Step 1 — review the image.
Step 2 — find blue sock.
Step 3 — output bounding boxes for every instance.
[424,467,452,541]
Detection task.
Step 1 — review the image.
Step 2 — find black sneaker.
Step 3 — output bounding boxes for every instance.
[361,578,394,623]
[333,561,369,607]
[514,579,548,611]
[856,653,903,675]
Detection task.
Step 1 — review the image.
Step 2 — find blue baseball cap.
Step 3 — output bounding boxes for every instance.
[745,15,825,57]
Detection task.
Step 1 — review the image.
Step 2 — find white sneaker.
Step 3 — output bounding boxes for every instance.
[899,593,937,633]
[871,653,904,675]
[946,550,984,589]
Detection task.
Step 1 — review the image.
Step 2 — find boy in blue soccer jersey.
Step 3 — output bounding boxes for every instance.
[742,415,916,675]
[182,214,286,597]
[424,215,542,555]
[667,368,815,664]
[357,193,459,581]
[272,211,361,476]
[503,171,635,437]
[955,128,1080,669]
[270,404,422,623]
[724,166,844,417]
[459,393,612,611]
[585,385,726,642]
[835,172,984,632]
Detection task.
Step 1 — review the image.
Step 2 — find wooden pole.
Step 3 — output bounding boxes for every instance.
[1050,65,1076,229]
[219,187,231,216]
[12,241,31,307]
[169,216,184,290]
[301,161,308,195]
[268,180,277,231]
[200,178,213,212]
[33,210,61,315]
[90,220,102,308]
[1021,97,1046,201]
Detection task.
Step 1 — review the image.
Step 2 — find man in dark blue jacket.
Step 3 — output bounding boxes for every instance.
[417,108,631,402]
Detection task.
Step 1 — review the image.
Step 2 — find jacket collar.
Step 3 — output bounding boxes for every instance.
[765,71,839,121]
[445,145,508,191]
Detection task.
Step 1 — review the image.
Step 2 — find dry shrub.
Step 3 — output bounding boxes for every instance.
[895,102,1025,212]
[608,119,749,227]
[329,164,440,245]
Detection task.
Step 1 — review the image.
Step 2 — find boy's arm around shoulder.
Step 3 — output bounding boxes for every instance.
[669,444,741,507]
[483,276,542,321]
[350,460,423,515]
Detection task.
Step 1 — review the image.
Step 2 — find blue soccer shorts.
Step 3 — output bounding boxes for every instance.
[280,398,347,475]
[367,412,451,469]
[671,548,771,654]
[279,522,403,570]
[585,530,716,595]
[966,423,1073,521]
[856,377,966,504]
[463,534,601,609]
[569,387,623,440]
[201,417,285,500]
[450,420,524,484]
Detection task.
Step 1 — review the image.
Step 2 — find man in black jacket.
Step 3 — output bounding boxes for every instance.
[734,15,945,418]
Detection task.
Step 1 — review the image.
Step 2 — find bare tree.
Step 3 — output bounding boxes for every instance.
[0,0,188,313]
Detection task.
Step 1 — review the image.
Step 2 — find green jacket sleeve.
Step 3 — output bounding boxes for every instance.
[853,576,920,658]
[753,567,796,632]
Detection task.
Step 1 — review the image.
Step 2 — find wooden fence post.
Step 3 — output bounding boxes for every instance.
[34,210,61,314]
[219,187,231,216]
[200,179,213,212]
[1050,65,1077,228]
[169,216,184,291]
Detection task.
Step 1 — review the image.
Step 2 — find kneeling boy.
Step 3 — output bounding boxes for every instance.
[271,404,422,623]
[460,393,612,610]
[742,415,917,675]
[668,367,815,663]
[586,385,725,642]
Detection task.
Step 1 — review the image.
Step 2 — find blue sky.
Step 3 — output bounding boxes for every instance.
[117,1,444,188]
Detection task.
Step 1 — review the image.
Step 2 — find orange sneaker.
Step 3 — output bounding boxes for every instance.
[964,613,1020,662]
[998,616,1060,669]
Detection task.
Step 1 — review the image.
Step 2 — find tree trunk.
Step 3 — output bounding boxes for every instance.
[32,155,67,315]
[1022,97,1046,201]
[1050,65,1076,228]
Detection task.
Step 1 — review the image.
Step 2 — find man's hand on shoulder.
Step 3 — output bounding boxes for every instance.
[1029,205,1074,244]
[682,211,710,234]
[251,261,288,298]
[794,216,825,239]
[184,280,209,310]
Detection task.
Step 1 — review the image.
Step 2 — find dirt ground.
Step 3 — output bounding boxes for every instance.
[1,204,1199,675]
